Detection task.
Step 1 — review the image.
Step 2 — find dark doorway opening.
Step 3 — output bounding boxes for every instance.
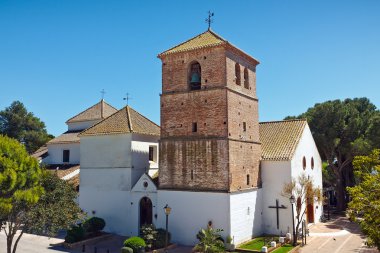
[139,197,153,228]
[306,198,314,223]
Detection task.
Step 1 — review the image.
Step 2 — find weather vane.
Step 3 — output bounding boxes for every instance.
[100,89,106,100]
[123,93,132,106]
[205,11,214,30]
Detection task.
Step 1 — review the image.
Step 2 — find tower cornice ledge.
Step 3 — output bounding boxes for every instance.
[161,86,259,102]
[159,136,261,145]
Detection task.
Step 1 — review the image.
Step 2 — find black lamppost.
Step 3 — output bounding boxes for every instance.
[164,204,172,252]
[289,195,296,246]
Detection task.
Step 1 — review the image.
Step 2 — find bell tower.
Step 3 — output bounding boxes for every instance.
[158,30,261,192]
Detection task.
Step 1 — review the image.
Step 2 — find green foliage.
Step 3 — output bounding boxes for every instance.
[272,244,294,253]
[194,227,225,253]
[140,224,157,249]
[0,137,82,252]
[65,225,85,243]
[83,217,106,234]
[239,237,265,250]
[226,235,232,244]
[121,247,134,253]
[347,149,380,250]
[285,98,380,210]
[124,236,146,252]
[26,172,83,237]
[155,228,171,249]
[0,135,44,215]
[0,101,53,153]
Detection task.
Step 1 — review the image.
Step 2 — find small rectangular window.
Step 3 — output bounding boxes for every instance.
[192,122,197,132]
[63,150,70,163]
[247,174,250,185]
[149,147,154,161]
[243,122,247,132]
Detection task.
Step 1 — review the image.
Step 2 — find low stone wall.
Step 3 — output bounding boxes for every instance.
[63,233,113,249]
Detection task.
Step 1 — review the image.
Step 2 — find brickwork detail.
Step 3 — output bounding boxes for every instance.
[158,39,261,192]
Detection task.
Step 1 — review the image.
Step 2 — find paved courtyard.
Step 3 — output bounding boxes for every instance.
[0,215,378,253]
[299,215,378,253]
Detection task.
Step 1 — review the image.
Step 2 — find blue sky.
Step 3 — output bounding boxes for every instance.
[0,0,379,136]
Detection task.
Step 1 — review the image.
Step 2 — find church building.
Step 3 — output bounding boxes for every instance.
[77,29,323,246]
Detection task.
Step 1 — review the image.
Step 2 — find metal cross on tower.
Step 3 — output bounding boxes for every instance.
[205,11,214,30]
[100,89,106,100]
[268,199,288,230]
[123,93,132,106]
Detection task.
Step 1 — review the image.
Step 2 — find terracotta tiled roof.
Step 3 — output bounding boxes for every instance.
[47,130,81,144]
[68,174,80,189]
[66,99,118,123]
[158,29,260,64]
[159,30,226,56]
[79,106,160,137]
[32,146,48,160]
[45,164,80,179]
[259,119,307,161]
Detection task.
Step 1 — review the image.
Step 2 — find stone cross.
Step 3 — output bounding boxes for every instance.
[268,199,287,229]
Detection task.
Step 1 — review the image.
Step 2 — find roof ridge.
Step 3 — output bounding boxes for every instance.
[127,106,160,129]
[259,118,307,124]
[126,106,133,132]
[288,122,308,160]
[207,29,228,42]
[78,106,124,137]
[158,30,226,57]
[65,99,118,123]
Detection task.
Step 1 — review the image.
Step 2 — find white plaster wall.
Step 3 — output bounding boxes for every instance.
[291,124,323,224]
[79,168,159,237]
[46,143,80,164]
[80,134,132,168]
[131,134,159,170]
[156,190,230,246]
[67,120,100,131]
[229,189,263,245]
[261,160,293,235]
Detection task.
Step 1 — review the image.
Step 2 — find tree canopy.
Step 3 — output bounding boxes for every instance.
[0,135,82,253]
[0,101,53,153]
[0,135,44,253]
[285,97,380,210]
[347,149,380,250]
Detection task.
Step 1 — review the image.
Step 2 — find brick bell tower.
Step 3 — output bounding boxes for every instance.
[158,30,261,192]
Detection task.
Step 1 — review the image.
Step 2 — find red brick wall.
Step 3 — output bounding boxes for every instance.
[161,89,228,138]
[159,45,261,192]
[160,46,226,93]
[159,139,229,191]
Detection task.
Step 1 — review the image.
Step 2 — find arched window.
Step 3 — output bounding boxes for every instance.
[311,157,314,170]
[244,67,249,89]
[235,63,241,85]
[189,62,201,90]
[303,156,306,170]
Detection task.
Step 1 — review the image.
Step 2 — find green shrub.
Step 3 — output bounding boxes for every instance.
[226,235,232,244]
[155,228,171,249]
[194,227,225,253]
[140,224,157,249]
[124,236,146,252]
[121,247,134,253]
[65,225,85,243]
[83,217,106,233]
